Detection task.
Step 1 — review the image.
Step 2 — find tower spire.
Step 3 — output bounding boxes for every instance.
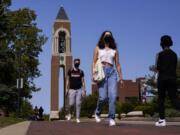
[56,6,69,20]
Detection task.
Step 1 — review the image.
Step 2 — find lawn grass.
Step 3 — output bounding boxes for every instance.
[0,117,24,128]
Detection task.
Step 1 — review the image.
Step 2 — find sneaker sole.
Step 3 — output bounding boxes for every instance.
[155,124,166,127]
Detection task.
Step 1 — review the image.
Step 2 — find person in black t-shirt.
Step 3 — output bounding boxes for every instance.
[66,58,86,123]
[155,35,180,127]
[38,106,44,120]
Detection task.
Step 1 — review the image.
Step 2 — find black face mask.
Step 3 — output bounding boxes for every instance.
[104,36,112,44]
[74,63,80,68]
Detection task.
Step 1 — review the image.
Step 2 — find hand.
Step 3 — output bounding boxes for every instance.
[92,76,97,82]
[82,90,86,97]
[119,80,124,88]
[92,74,97,82]
[92,70,97,82]
[65,90,69,96]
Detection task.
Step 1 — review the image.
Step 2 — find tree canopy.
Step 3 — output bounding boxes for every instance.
[0,0,47,115]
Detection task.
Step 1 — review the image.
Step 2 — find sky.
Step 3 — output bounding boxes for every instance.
[10,0,180,113]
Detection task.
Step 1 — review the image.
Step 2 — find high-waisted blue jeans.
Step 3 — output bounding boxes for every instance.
[95,66,117,119]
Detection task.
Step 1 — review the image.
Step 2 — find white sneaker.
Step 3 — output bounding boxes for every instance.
[76,118,80,123]
[66,114,71,121]
[155,119,166,127]
[95,114,101,123]
[109,119,116,126]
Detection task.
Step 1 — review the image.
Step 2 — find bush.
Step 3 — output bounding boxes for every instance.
[133,97,158,116]
[20,99,34,118]
[134,104,155,116]
[148,97,158,112]
[59,108,66,120]
[81,92,123,118]
[9,99,34,119]
[164,97,174,108]
[125,97,139,105]
[43,114,49,121]
[101,101,109,114]
[165,108,180,117]
[116,102,122,118]
[80,92,98,118]
[120,102,134,114]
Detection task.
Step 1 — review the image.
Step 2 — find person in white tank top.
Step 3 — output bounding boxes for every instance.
[92,31,124,126]
[98,48,116,65]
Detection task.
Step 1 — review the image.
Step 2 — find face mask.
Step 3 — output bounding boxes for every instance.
[104,36,112,44]
[74,63,80,68]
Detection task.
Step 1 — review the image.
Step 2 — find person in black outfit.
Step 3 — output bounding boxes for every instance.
[38,106,44,120]
[66,58,86,123]
[155,35,180,127]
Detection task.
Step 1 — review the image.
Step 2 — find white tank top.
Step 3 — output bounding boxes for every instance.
[98,48,116,65]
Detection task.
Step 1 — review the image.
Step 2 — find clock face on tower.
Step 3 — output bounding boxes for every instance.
[58,31,66,53]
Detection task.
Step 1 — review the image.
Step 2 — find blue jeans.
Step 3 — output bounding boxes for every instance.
[95,66,117,119]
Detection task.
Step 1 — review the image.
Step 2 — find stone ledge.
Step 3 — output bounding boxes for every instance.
[92,114,119,118]
[126,111,143,117]
[121,117,180,122]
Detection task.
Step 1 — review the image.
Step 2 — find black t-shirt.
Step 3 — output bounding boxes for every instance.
[156,49,177,80]
[68,68,84,90]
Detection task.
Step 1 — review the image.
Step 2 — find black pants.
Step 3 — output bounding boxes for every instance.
[157,79,180,119]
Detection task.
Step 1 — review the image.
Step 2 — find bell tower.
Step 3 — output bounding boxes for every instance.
[50,6,72,120]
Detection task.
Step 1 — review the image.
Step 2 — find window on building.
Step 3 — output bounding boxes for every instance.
[58,31,66,53]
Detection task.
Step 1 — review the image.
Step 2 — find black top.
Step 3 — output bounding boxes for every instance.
[156,49,177,80]
[68,68,84,90]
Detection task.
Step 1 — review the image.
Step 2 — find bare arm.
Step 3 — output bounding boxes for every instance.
[81,77,86,90]
[115,49,123,81]
[92,46,98,77]
[66,76,69,94]
[81,77,86,97]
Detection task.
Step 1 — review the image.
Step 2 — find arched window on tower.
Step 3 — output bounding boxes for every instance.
[58,31,66,53]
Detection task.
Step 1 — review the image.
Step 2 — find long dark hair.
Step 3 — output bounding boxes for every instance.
[97,31,117,49]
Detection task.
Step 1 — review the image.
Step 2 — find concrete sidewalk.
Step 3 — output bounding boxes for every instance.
[0,121,31,135]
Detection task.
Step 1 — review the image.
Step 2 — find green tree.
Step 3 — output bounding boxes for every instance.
[0,0,47,116]
[0,84,17,116]
[0,0,17,116]
[0,0,11,40]
[20,99,34,118]
[145,65,157,89]
[8,8,48,96]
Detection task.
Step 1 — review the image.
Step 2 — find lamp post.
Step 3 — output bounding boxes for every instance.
[15,24,31,117]
[16,50,23,117]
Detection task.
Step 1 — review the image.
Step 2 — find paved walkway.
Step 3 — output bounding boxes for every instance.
[0,120,180,135]
[0,121,31,135]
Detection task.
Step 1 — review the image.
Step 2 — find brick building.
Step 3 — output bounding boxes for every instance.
[92,77,145,103]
